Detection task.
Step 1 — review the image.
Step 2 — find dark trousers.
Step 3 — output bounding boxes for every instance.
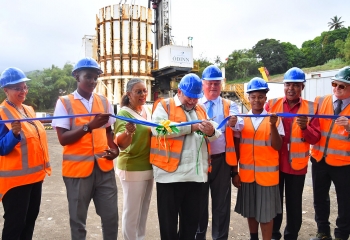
[1,181,43,240]
[196,153,231,240]
[311,157,350,240]
[272,172,305,240]
[157,182,204,240]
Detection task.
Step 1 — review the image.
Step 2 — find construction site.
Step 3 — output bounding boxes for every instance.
[0,0,343,239]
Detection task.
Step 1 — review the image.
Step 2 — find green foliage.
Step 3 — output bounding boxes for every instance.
[224,49,260,81]
[335,39,345,59]
[301,28,350,67]
[194,54,213,78]
[253,39,288,75]
[301,36,324,67]
[344,32,350,63]
[321,28,349,62]
[0,63,76,111]
[281,42,306,69]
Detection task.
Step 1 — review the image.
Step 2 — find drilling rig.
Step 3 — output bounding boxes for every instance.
[82,0,196,105]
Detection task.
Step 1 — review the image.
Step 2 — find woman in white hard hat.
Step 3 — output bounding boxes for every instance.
[0,67,51,240]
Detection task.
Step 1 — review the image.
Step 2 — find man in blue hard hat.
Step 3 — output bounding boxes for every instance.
[151,73,222,240]
[309,66,350,240]
[265,67,321,240]
[196,65,243,240]
[51,57,119,240]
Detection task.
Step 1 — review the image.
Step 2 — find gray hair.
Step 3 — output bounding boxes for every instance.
[126,78,144,92]
[121,78,144,107]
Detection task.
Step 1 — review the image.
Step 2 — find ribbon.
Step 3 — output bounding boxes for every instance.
[1,112,349,129]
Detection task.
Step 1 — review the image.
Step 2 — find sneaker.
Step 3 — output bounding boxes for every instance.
[310,233,332,240]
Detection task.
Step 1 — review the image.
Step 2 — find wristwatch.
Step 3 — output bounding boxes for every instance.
[230,171,239,178]
[82,124,91,133]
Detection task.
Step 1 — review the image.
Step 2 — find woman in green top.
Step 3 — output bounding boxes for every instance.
[114,78,153,240]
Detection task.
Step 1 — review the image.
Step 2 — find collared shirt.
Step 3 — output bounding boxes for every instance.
[151,94,221,183]
[199,96,244,155]
[332,95,350,111]
[265,97,321,175]
[247,109,285,134]
[51,90,115,130]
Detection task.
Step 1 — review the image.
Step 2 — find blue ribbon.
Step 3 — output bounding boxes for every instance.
[1,113,348,130]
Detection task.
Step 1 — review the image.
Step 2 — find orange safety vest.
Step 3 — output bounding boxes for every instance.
[239,116,279,186]
[222,98,237,166]
[0,101,51,201]
[60,93,114,178]
[268,98,317,170]
[150,98,209,172]
[311,95,350,166]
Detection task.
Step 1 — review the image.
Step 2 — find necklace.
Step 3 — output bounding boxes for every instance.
[6,99,36,127]
[129,104,143,116]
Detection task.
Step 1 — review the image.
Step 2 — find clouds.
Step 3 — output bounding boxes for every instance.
[1,0,349,72]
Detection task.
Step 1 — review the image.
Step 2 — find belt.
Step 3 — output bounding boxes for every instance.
[211,152,225,159]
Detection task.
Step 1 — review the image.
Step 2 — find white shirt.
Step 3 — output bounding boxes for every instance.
[247,109,285,135]
[51,90,115,130]
[151,95,221,183]
[199,96,244,155]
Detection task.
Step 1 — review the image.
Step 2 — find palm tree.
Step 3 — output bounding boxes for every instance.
[214,56,222,65]
[328,16,345,30]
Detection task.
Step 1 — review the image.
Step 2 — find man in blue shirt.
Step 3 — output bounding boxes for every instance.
[196,65,244,240]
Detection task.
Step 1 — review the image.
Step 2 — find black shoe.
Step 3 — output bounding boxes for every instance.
[310,232,332,240]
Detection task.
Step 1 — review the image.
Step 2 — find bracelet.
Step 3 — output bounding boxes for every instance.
[230,171,239,178]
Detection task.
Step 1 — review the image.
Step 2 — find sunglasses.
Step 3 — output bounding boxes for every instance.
[331,81,347,90]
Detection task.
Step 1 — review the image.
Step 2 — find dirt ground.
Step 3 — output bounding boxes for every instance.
[0,130,338,240]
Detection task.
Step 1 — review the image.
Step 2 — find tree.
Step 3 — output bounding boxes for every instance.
[344,32,350,63]
[328,16,345,30]
[225,49,260,80]
[253,39,288,75]
[214,56,222,65]
[281,42,306,68]
[194,54,213,78]
[321,27,349,62]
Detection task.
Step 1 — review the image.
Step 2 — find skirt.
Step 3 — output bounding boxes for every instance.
[234,182,282,223]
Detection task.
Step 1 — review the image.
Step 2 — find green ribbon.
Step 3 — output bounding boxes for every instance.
[195,131,205,175]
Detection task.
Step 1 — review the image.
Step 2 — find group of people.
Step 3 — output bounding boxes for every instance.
[0,57,349,240]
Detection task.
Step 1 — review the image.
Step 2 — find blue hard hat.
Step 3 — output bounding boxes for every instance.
[72,57,103,76]
[201,65,223,80]
[0,67,31,88]
[179,73,203,98]
[283,67,305,83]
[246,77,269,93]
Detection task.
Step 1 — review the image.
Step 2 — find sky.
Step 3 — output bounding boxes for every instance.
[1,0,349,72]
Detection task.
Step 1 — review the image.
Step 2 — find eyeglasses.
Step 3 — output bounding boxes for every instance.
[331,81,347,90]
[8,86,29,92]
[133,89,148,95]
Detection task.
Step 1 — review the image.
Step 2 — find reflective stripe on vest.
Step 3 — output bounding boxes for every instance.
[0,102,50,200]
[268,98,316,170]
[60,93,113,177]
[239,116,279,186]
[222,99,237,166]
[311,95,350,166]
[150,98,208,172]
